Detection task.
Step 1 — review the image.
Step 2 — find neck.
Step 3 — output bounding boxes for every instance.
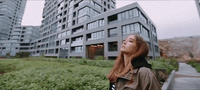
[123,53,131,67]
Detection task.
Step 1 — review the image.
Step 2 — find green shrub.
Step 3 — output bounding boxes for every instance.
[187,60,200,72]
[94,56,105,60]
[0,58,178,89]
[150,61,175,74]
[195,65,200,72]
[14,52,30,58]
[0,60,110,89]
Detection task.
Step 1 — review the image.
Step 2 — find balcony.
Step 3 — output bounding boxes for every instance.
[71,40,83,46]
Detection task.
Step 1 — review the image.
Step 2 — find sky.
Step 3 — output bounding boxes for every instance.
[21,0,200,40]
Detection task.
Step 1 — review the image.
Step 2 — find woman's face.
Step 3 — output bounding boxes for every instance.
[120,35,137,54]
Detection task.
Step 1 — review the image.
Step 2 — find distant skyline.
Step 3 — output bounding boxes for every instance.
[21,0,200,40]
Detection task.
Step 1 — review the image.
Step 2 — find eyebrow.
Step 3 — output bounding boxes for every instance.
[128,38,135,40]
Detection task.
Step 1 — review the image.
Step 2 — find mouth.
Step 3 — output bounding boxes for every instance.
[121,46,125,49]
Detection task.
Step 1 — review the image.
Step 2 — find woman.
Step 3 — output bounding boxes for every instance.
[107,34,161,90]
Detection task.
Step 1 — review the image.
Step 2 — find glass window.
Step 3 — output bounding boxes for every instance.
[122,26,126,36]
[108,28,117,37]
[126,25,130,34]
[66,30,70,36]
[121,12,125,20]
[93,32,97,39]
[133,8,139,17]
[58,33,61,38]
[125,11,129,19]
[135,23,140,32]
[108,41,118,51]
[61,32,66,37]
[102,31,104,38]
[129,9,133,18]
[61,39,65,45]
[147,42,151,51]
[130,24,134,33]
[154,45,159,52]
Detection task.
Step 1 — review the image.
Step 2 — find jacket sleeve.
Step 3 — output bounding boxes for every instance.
[138,68,162,90]
[109,82,115,90]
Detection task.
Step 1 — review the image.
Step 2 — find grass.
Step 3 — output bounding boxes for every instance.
[0,59,111,89]
[187,60,200,72]
[0,57,177,89]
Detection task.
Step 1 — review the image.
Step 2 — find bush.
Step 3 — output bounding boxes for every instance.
[155,57,179,71]
[0,60,110,89]
[15,52,30,58]
[150,60,175,75]
[94,56,105,60]
[187,60,200,72]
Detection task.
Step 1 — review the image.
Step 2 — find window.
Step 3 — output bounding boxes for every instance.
[72,26,84,34]
[108,28,117,37]
[135,23,140,32]
[108,14,118,24]
[133,8,139,17]
[139,11,148,24]
[78,7,89,17]
[78,15,89,23]
[61,39,65,45]
[64,10,67,15]
[62,24,65,29]
[61,32,66,37]
[141,27,149,38]
[66,30,70,36]
[63,17,66,22]
[73,12,76,18]
[153,35,157,42]
[147,42,151,51]
[87,19,104,30]
[122,23,140,36]
[108,41,118,51]
[71,46,83,52]
[57,33,61,38]
[87,30,104,41]
[154,45,159,53]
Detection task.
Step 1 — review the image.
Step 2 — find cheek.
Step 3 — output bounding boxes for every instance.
[126,44,136,51]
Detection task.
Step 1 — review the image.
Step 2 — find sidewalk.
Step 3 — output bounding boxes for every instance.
[172,63,200,90]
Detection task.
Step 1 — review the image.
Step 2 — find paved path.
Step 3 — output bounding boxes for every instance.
[172,63,200,90]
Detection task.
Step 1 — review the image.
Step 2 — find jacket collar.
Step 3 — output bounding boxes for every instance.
[119,68,139,81]
[131,57,152,69]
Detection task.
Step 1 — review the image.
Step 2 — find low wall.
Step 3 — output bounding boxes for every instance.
[162,70,176,90]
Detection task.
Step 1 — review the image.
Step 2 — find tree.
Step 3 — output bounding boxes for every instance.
[6,53,10,57]
[189,52,194,58]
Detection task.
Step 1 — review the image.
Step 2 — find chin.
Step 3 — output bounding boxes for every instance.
[120,49,125,52]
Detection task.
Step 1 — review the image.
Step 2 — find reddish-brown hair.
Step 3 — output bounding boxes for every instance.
[107,33,149,82]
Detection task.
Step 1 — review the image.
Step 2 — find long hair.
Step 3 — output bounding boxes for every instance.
[107,33,149,82]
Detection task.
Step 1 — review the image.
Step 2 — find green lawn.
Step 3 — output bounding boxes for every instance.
[0,57,178,89]
[0,59,112,89]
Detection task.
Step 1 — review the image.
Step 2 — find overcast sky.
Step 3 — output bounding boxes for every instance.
[21,0,200,40]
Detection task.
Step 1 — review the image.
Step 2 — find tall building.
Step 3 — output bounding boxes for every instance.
[0,26,40,57]
[29,0,159,60]
[195,0,200,18]
[0,0,27,40]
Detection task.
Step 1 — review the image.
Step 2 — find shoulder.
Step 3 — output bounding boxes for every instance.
[137,67,155,78]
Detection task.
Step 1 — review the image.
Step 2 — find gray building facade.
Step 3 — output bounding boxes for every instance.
[0,0,27,40]
[30,0,160,60]
[0,26,40,57]
[195,0,200,18]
